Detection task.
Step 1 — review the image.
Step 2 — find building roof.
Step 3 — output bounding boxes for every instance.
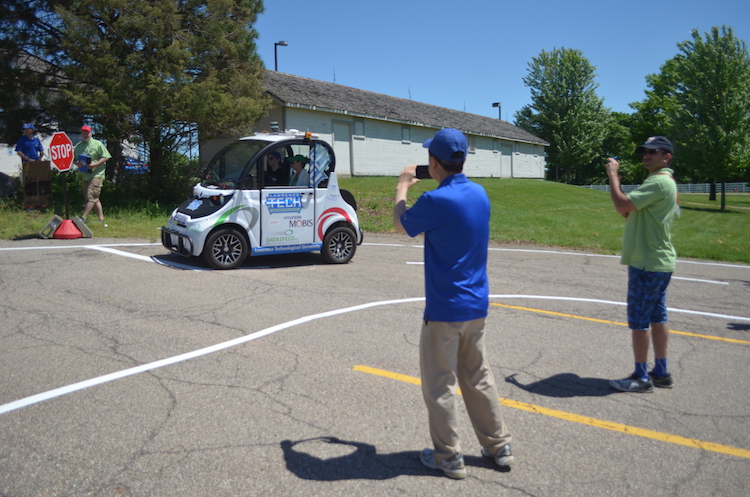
[263,71,548,147]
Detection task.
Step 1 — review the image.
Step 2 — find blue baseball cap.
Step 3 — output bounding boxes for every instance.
[22,123,35,130]
[635,136,673,155]
[423,128,468,163]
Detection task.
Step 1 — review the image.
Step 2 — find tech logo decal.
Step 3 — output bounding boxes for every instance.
[265,193,303,214]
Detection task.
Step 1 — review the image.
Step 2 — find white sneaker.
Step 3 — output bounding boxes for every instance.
[482,444,515,468]
[420,448,466,479]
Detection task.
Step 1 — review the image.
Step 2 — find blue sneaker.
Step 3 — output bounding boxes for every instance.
[609,373,654,393]
[649,371,674,389]
[420,448,466,479]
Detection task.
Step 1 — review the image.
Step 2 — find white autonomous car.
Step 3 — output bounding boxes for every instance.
[162,130,362,269]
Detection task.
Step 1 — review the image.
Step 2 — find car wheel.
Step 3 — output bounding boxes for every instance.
[322,226,356,264]
[203,228,248,269]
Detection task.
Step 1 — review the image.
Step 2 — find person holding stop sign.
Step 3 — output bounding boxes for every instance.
[74,125,111,226]
[15,123,45,162]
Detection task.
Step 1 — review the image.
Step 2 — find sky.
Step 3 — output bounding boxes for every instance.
[253,0,750,122]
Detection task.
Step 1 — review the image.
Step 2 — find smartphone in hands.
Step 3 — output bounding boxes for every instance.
[415,165,430,179]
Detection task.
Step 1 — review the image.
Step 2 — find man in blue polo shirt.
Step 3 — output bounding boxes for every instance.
[15,123,45,162]
[393,128,514,479]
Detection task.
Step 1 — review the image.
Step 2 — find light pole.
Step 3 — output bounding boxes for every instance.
[274,41,288,71]
[492,102,502,120]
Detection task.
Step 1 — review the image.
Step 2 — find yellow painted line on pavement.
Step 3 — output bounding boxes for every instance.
[490,303,750,346]
[353,365,750,460]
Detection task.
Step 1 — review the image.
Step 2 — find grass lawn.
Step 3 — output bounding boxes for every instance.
[339,177,750,264]
[2,177,748,264]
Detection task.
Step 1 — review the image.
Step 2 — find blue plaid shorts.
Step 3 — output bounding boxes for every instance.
[627,266,672,330]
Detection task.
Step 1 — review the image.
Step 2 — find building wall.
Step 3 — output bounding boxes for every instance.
[1,136,54,177]
[512,142,546,178]
[0,144,23,177]
[221,105,546,179]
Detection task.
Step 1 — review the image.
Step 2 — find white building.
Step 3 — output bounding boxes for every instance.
[1,136,53,177]
[202,71,548,178]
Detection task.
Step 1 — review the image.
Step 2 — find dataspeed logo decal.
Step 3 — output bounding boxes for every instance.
[265,193,303,214]
[265,229,298,244]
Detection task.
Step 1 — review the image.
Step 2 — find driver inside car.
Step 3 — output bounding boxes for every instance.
[264,151,289,186]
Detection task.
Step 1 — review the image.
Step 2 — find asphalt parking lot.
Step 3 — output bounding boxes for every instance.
[1,233,749,496]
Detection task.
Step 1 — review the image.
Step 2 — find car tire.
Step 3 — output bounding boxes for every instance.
[203,227,248,269]
[322,226,356,264]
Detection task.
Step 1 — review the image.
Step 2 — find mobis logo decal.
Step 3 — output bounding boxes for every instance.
[265,193,302,214]
[289,219,313,228]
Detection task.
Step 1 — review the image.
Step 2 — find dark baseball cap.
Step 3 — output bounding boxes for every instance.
[635,136,673,155]
[423,128,468,163]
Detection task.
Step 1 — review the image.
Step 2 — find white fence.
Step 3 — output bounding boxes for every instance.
[581,182,749,194]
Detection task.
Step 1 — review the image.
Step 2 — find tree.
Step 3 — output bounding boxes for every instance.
[1,1,272,202]
[633,26,750,209]
[628,58,681,163]
[514,47,610,185]
[57,0,272,201]
[599,112,650,185]
[0,1,75,143]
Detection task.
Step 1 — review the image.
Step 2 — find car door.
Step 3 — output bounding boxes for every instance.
[258,141,317,252]
[260,187,315,250]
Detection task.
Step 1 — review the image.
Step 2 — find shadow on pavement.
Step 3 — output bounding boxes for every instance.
[506,373,615,397]
[281,437,501,481]
[152,251,326,271]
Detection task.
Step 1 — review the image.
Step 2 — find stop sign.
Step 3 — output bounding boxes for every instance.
[49,132,74,172]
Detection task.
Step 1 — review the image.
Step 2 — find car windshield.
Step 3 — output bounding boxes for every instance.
[201,139,267,188]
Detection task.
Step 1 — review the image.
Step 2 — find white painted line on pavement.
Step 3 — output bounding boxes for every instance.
[0,242,161,251]
[4,241,750,271]
[84,246,208,271]
[672,276,728,285]
[0,297,423,416]
[86,246,155,262]
[2,294,748,417]
[490,295,750,322]
[363,242,750,269]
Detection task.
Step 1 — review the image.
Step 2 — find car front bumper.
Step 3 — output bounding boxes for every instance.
[161,226,194,257]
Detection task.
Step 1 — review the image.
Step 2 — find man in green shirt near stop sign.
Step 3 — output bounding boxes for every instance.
[74,125,111,227]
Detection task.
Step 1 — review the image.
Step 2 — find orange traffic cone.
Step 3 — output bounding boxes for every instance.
[53,219,82,239]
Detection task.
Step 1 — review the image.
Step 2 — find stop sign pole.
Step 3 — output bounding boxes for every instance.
[49,132,74,219]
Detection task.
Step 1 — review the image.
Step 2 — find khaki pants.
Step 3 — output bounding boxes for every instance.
[82,176,104,203]
[419,318,511,461]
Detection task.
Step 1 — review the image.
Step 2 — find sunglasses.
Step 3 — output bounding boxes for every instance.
[267,156,279,160]
[643,149,661,155]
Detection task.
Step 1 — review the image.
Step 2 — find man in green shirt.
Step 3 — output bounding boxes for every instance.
[74,126,111,226]
[605,136,678,393]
